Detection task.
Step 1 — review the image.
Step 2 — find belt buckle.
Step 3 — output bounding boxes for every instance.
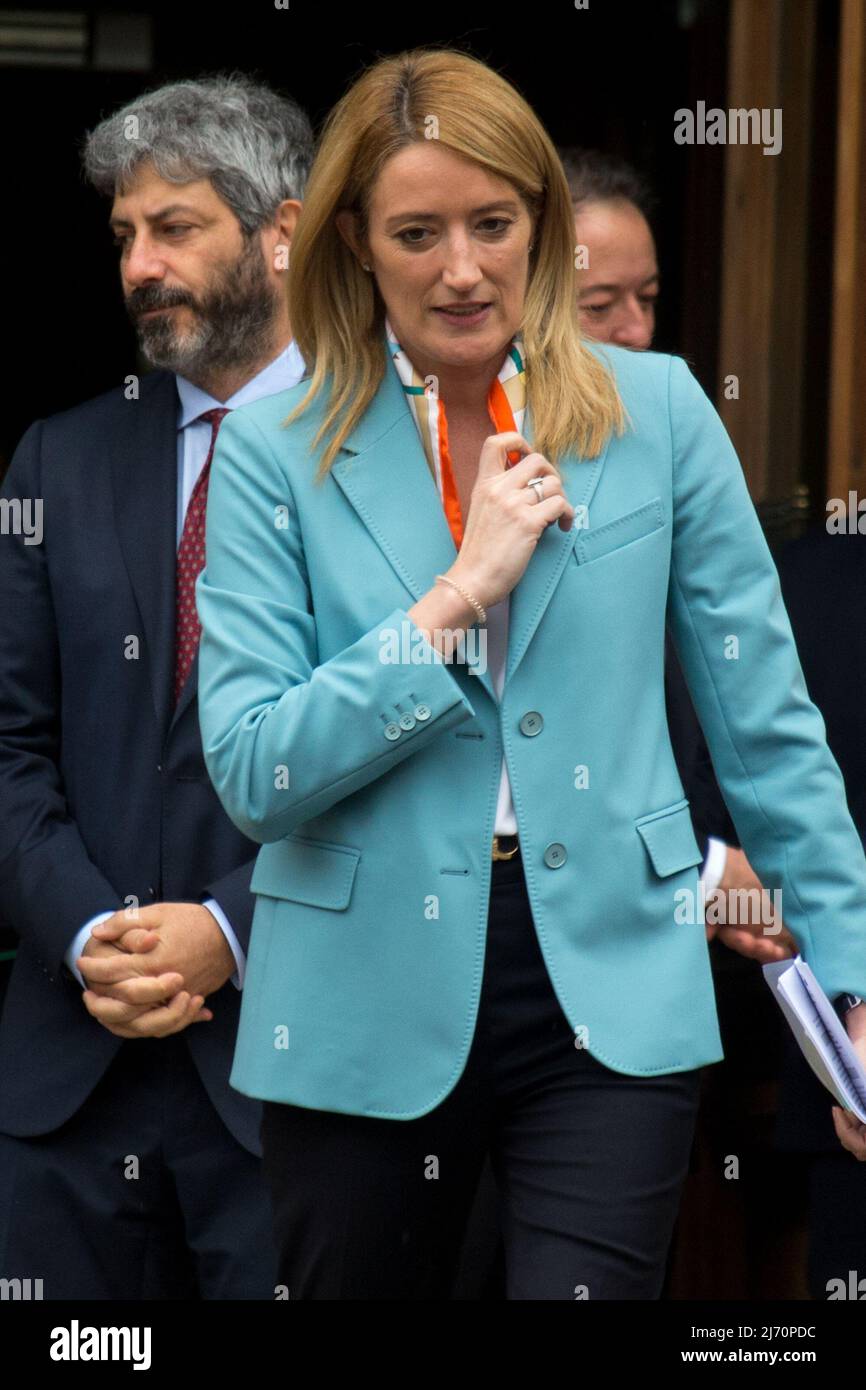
[492,834,519,861]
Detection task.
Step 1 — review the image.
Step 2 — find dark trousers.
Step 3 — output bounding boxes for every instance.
[261,849,701,1300]
[0,1032,277,1299]
[807,1152,866,1300]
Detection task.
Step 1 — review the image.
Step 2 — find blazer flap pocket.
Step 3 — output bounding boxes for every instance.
[635,800,703,877]
[574,497,664,565]
[250,835,361,910]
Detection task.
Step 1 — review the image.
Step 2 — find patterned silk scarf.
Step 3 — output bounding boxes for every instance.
[385,316,528,548]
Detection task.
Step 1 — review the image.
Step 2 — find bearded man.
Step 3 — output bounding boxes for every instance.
[0,74,312,1299]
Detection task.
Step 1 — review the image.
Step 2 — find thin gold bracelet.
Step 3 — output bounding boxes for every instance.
[434,574,487,625]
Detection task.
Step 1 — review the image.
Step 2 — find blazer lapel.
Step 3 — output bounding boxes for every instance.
[330,359,504,700]
[110,370,179,739]
[331,345,611,705]
[171,647,198,730]
[504,419,611,688]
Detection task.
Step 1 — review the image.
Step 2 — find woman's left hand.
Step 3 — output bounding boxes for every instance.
[832,1004,866,1159]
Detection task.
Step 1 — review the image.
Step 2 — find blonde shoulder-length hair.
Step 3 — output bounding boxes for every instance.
[285,46,626,482]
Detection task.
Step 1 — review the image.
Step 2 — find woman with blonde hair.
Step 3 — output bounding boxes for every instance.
[196,47,866,1300]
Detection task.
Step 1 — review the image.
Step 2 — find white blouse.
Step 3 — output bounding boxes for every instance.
[483,595,518,836]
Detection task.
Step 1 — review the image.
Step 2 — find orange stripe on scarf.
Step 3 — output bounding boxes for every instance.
[437,377,522,549]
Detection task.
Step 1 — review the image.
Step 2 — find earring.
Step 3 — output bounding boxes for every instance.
[362,262,372,271]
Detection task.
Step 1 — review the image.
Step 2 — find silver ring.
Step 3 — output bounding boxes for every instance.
[527,476,545,504]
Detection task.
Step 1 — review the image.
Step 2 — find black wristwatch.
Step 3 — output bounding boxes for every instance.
[837,993,864,1015]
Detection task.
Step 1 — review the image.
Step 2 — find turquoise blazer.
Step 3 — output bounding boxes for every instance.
[196,342,866,1119]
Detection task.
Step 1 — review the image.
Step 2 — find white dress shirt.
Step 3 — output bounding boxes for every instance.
[65,341,307,990]
[485,596,518,836]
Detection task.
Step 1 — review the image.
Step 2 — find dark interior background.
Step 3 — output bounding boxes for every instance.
[1,0,737,469]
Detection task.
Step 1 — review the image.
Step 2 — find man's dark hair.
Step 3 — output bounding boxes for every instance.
[557,146,656,223]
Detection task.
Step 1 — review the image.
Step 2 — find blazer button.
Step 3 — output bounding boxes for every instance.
[543,842,567,868]
[414,703,431,721]
[519,711,544,736]
[398,711,416,731]
[383,722,402,741]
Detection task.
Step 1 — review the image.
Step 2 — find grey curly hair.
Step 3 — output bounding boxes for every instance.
[82,72,314,234]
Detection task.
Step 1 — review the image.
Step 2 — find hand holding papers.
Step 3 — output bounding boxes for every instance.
[763,955,866,1123]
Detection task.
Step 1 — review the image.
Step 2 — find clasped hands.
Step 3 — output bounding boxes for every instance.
[76,902,236,1040]
[705,846,866,1160]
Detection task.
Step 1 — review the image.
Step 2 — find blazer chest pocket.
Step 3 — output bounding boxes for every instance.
[574,497,665,566]
[250,834,361,910]
[635,800,703,877]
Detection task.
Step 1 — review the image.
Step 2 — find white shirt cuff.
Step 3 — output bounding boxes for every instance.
[202,897,246,989]
[699,837,728,894]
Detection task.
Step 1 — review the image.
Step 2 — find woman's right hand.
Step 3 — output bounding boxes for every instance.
[448,431,575,610]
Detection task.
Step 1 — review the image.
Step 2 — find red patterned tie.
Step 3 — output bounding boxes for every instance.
[173,407,230,705]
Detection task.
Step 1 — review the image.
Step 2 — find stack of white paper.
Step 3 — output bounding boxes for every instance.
[762,955,866,1122]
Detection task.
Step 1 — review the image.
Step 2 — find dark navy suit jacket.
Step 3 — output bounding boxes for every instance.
[0,370,261,1153]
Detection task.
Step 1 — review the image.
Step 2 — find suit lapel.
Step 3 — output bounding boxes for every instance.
[332,361,502,704]
[504,420,610,687]
[110,370,179,739]
[331,346,611,704]
[171,647,199,730]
